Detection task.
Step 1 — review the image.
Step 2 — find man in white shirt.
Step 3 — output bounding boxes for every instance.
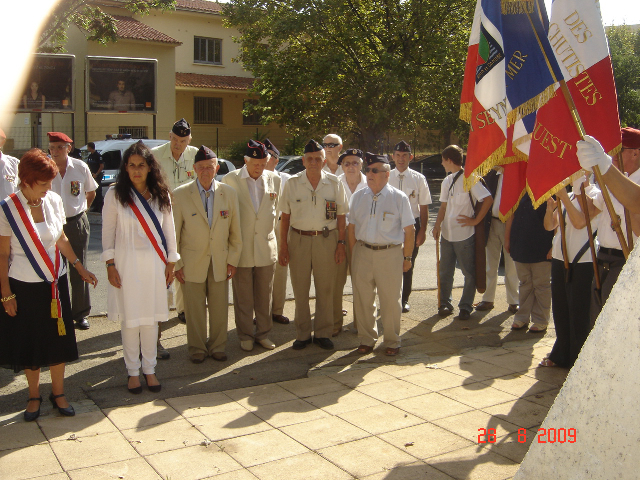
[432,145,492,320]
[48,131,98,330]
[322,134,344,177]
[348,153,415,356]
[222,140,281,352]
[0,128,19,199]
[389,140,432,312]
[152,119,199,357]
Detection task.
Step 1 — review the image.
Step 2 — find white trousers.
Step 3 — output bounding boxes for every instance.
[121,324,159,376]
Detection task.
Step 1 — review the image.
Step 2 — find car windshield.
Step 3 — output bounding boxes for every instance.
[101,150,123,170]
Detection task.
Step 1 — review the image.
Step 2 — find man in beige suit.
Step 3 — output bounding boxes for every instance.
[173,146,242,363]
[222,140,281,352]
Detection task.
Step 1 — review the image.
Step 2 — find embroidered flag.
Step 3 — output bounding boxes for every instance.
[525,0,622,207]
[128,189,168,265]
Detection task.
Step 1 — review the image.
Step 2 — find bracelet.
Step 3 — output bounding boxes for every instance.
[404,256,413,261]
[337,240,346,245]
[1,293,16,303]
[106,262,116,268]
[72,258,80,267]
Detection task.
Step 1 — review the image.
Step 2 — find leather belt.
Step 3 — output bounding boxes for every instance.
[361,242,401,251]
[291,227,335,236]
[66,211,86,222]
[599,247,624,258]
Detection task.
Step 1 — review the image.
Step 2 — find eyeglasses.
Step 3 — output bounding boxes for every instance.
[365,167,387,174]
[322,143,339,148]
[342,161,361,168]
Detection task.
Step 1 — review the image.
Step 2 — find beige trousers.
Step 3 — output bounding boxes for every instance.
[184,263,229,355]
[232,264,276,341]
[288,229,337,340]
[333,249,348,333]
[352,242,403,348]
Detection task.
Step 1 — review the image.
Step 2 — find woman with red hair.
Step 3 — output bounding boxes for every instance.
[0,148,97,422]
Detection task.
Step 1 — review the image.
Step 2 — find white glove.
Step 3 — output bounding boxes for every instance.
[576,135,612,174]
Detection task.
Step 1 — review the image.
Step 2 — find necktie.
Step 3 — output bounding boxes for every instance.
[205,191,211,225]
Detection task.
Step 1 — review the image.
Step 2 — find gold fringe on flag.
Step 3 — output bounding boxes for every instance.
[459,102,472,123]
[608,142,622,158]
[462,141,507,192]
[507,84,557,127]
[528,168,584,209]
[498,187,526,222]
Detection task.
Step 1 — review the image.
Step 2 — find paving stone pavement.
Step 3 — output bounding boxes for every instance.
[0,287,567,480]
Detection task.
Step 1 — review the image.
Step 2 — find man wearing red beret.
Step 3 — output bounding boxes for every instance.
[576,127,640,324]
[0,129,19,199]
[48,132,98,330]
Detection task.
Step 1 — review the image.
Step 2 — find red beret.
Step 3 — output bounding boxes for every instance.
[621,127,640,149]
[47,131,73,143]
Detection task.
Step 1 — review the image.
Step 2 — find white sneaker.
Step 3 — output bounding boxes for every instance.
[240,340,254,351]
[257,338,276,350]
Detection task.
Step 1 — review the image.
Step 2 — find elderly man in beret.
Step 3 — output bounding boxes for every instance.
[173,146,242,363]
[0,128,19,199]
[389,140,432,313]
[152,118,199,357]
[349,153,415,356]
[222,140,280,351]
[575,127,640,324]
[322,133,344,177]
[279,139,348,350]
[48,131,98,330]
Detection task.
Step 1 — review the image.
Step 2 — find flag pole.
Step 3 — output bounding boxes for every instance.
[557,196,570,278]
[524,9,630,259]
[616,151,634,250]
[580,183,601,292]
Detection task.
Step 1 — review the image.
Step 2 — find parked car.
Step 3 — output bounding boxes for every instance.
[276,155,304,175]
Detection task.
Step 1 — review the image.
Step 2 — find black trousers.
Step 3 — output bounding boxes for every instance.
[63,212,91,321]
[590,250,625,327]
[549,259,593,368]
[402,217,420,304]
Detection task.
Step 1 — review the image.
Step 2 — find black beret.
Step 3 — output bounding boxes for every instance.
[194,145,216,163]
[263,138,280,157]
[394,140,411,152]
[304,139,323,153]
[364,152,389,166]
[245,139,268,159]
[338,148,363,165]
[172,118,191,137]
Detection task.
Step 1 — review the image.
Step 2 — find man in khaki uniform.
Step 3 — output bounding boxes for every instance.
[173,146,242,363]
[349,153,415,356]
[222,140,281,351]
[152,119,199,357]
[279,139,348,350]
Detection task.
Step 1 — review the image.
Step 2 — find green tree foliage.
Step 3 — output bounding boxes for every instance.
[607,25,640,128]
[224,0,474,151]
[39,0,176,53]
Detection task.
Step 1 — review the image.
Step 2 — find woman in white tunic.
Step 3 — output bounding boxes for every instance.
[101,142,179,394]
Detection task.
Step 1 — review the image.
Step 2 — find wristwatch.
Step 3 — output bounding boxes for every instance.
[337,240,346,245]
[404,256,412,261]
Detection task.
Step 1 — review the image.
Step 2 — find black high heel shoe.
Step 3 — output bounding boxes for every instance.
[49,393,75,417]
[24,396,42,422]
[143,373,162,393]
[128,376,143,394]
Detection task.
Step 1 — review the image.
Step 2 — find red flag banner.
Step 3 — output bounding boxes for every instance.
[499,160,528,221]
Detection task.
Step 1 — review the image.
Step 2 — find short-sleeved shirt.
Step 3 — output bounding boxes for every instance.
[279,170,348,231]
[388,168,432,218]
[593,168,640,249]
[440,171,491,242]
[87,151,104,175]
[323,164,343,177]
[551,189,600,263]
[510,194,554,263]
[152,143,198,191]
[0,190,66,282]
[348,183,414,245]
[51,156,98,218]
[0,152,19,199]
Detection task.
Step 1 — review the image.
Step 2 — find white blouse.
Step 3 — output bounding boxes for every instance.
[0,191,66,282]
[101,187,179,326]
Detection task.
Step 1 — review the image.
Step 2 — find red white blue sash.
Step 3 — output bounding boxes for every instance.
[0,193,65,335]
[128,189,168,265]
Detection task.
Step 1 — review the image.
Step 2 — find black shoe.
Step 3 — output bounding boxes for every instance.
[143,374,162,393]
[292,338,312,350]
[24,396,42,422]
[177,312,186,324]
[49,393,75,417]
[402,302,410,313]
[457,310,471,321]
[438,306,453,317]
[75,318,90,330]
[156,342,170,360]
[127,376,143,394]
[313,337,334,350]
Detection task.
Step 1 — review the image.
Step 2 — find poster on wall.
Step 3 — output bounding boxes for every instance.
[86,56,157,113]
[17,54,75,112]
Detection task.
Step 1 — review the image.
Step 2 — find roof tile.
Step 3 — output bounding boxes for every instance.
[113,15,181,45]
[176,72,254,90]
[175,0,224,13]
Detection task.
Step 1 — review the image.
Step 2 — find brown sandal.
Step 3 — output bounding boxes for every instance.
[539,358,556,367]
[356,345,373,354]
[385,347,400,356]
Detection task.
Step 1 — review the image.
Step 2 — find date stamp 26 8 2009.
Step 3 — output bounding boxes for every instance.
[477,427,577,444]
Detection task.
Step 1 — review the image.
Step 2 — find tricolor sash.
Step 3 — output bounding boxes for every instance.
[128,189,168,265]
[0,193,66,335]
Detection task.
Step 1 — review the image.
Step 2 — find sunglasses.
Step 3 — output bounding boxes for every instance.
[322,143,339,148]
[364,167,386,174]
[342,161,361,168]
